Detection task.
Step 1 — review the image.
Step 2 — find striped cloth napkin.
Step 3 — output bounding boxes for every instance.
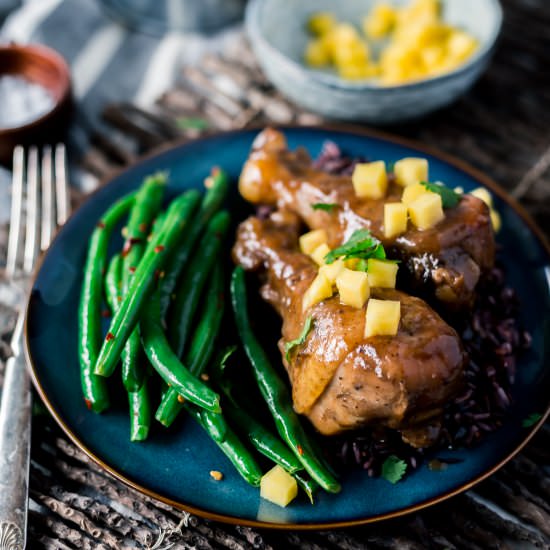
[0,0,242,193]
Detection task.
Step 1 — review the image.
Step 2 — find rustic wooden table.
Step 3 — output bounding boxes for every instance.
[0,0,549,548]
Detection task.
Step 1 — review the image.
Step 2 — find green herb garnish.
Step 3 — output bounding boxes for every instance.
[381,455,407,484]
[324,229,386,265]
[522,413,542,428]
[284,315,313,362]
[311,202,339,212]
[176,116,210,130]
[421,181,461,208]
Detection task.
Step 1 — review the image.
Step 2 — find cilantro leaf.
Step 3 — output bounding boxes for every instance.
[522,413,542,428]
[311,202,339,212]
[176,116,210,130]
[324,229,386,265]
[381,455,407,484]
[421,181,461,208]
[284,316,313,362]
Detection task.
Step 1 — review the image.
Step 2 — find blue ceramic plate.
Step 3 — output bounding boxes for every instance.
[25,127,550,528]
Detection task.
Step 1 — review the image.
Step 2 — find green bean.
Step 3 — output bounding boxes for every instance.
[141,296,221,412]
[210,359,303,474]
[105,253,152,442]
[187,398,262,487]
[168,211,231,357]
[128,380,151,442]
[294,472,318,504]
[155,264,225,427]
[121,173,166,392]
[230,266,341,494]
[105,254,123,314]
[94,190,200,378]
[78,192,135,413]
[159,169,228,316]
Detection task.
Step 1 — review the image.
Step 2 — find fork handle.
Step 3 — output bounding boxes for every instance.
[0,345,30,550]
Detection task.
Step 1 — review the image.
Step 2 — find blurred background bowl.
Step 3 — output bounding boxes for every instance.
[0,43,72,166]
[99,0,247,35]
[246,0,502,124]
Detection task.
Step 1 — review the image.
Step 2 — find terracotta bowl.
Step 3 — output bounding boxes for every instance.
[0,43,72,166]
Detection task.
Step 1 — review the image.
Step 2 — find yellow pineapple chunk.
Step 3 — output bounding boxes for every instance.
[336,268,370,309]
[260,465,298,508]
[401,182,430,205]
[304,39,330,67]
[384,202,408,238]
[363,3,396,39]
[303,272,333,311]
[446,30,478,62]
[366,259,399,288]
[470,187,493,207]
[299,229,328,255]
[408,192,444,230]
[310,243,331,266]
[307,12,337,36]
[490,209,501,232]
[394,158,429,187]
[364,299,401,337]
[319,258,345,284]
[352,161,388,199]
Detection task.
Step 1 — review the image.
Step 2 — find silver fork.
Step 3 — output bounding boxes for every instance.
[0,145,69,550]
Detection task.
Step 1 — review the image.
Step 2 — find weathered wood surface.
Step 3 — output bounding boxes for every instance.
[1,0,549,547]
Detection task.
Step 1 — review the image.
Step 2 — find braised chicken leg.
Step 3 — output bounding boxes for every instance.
[233,211,466,447]
[239,128,495,310]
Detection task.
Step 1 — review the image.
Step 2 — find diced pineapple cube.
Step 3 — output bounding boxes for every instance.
[366,259,399,288]
[470,187,493,207]
[364,299,401,337]
[338,63,373,80]
[401,182,430,205]
[310,243,331,266]
[394,158,429,187]
[260,465,298,507]
[352,161,388,199]
[490,209,501,232]
[384,202,408,238]
[299,229,328,255]
[304,39,330,67]
[302,272,333,311]
[336,268,370,309]
[333,39,370,67]
[307,12,337,36]
[319,258,345,284]
[362,3,396,39]
[446,30,478,62]
[408,192,444,230]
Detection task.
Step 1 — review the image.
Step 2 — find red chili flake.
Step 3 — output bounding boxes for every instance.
[154,269,161,283]
[211,166,221,177]
[177,395,185,404]
[84,398,92,410]
[117,296,122,302]
[154,245,165,253]
[106,332,114,342]
[297,445,304,456]
[121,237,142,257]
[129,266,136,274]
[138,222,148,233]
[101,309,111,318]
[96,221,105,229]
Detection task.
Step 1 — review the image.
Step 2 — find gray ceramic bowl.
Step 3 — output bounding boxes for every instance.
[246,0,502,124]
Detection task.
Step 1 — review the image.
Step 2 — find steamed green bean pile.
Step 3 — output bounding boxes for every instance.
[78,169,339,502]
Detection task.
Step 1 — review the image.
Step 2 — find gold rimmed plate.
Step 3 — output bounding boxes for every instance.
[25,126,550,528]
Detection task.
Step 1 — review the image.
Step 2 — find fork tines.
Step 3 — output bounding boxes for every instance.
[6,144,69,278]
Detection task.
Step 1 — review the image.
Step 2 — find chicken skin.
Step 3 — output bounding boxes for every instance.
[239,128,495,310]
[233,211,466,447]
